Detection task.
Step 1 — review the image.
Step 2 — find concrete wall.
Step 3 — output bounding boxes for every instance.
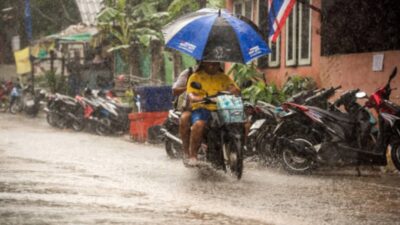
[320,50,400,104]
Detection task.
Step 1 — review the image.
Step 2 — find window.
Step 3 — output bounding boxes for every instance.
[285,4,297,66]
[285,0,312,66]
[298,0,311,65]
[267,1,280,67]
[268,38,280,67]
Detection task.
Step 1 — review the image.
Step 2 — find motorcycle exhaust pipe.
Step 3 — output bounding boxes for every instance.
[160,128,182,145]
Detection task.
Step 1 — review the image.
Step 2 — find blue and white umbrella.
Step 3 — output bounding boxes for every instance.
[162,8,271,64]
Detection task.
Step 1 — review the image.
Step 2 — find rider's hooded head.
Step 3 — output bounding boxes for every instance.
[199,61,223,75]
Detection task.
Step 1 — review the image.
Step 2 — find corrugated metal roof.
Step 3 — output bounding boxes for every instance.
[75,0,103,25]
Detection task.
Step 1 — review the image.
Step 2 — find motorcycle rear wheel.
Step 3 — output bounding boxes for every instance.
[390,143,400,171]
[280,135,317,174]
[165,139,182,159]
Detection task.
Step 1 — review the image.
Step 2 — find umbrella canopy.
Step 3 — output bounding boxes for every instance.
[163,8,271,64]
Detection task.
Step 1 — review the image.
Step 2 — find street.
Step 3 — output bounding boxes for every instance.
[1,113,400,225]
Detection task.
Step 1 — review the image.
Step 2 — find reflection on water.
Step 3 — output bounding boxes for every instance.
[0,114,399,225]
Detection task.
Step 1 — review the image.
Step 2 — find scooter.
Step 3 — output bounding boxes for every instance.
[248,86,341,164]
[275,68,400,174]
[44,93,78,128]
[189,81,245,179]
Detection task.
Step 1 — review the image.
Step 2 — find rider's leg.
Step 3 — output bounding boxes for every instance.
[179,111,192,159]
[188,109,210,162]
[189,120,206,160]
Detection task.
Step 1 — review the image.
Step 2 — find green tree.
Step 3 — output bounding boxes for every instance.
[0,0,80,63]
[97,0,169,78]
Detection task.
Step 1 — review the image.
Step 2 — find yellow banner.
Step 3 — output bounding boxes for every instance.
[14,47,32,74]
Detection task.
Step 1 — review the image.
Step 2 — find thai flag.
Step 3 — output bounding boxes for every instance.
[268,0,297,42]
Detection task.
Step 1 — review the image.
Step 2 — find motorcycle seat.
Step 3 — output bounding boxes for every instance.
[309,106,356,123]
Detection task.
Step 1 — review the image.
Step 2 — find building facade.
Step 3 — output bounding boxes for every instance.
[226,0,400,102]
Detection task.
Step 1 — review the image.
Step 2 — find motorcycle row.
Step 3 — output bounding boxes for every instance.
[0,81,46,117]
[161,68,400,179]
[44,89,132,136]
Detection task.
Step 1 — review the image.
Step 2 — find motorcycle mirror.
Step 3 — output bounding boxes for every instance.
[355,92,367,99]
[190,82,202,90]
[388,67,397,83]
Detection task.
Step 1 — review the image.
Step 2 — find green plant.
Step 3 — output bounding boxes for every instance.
[242,81,285,106]
[281,75,317,99]
[227,63,264,89]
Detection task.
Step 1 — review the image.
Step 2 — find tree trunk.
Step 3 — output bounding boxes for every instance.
[150,40,165,83]
[172,52,182,80]
[129,44,142,78]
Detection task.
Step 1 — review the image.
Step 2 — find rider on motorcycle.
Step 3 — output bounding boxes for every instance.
[172,64,198,161]
[185,61,240,166]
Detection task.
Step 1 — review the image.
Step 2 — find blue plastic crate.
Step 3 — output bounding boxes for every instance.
[135,85,173,112]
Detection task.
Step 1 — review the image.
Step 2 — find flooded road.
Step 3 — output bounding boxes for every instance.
[1,114,399,225]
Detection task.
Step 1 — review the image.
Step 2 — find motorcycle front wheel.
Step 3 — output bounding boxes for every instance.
[0,99,9,112]
[225,139,244,180]
[72,117,85,131]
[280,135,317,174]
[10,100,23,114]
[96,117,111,136]
[46,112,59,127]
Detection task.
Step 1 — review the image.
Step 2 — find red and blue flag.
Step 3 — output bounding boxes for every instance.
[268,0,296,42]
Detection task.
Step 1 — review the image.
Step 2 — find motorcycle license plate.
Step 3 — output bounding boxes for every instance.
[250,119,266,130]
[26,100,35,107]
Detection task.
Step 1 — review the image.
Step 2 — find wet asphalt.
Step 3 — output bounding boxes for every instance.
[0,113,399,225]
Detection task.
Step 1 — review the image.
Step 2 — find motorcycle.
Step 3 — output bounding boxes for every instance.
[22,89,46,117]
[189,81,245,179]
[0,81,13,112]
[44,93,78,128]
[247,86,341,164]
[275,68,400,174]
[73,89,129,136]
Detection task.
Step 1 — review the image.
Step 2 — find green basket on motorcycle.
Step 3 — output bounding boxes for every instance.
[216,95,245,124]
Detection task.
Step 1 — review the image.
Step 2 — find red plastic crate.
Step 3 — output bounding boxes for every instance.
[129,112,168,142]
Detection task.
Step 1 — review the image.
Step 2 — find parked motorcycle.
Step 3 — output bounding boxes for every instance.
[44,93,78,128]
[275,68,400,174]
[248,86,341,164]
[71,89,131,136]
[23,89,46,117]
[0,81,13,112]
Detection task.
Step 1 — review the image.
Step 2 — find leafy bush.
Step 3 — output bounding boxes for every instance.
[228,63,264,89]
[228,64,317,106]
[281,75,317,99]
[242,81,286,106]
